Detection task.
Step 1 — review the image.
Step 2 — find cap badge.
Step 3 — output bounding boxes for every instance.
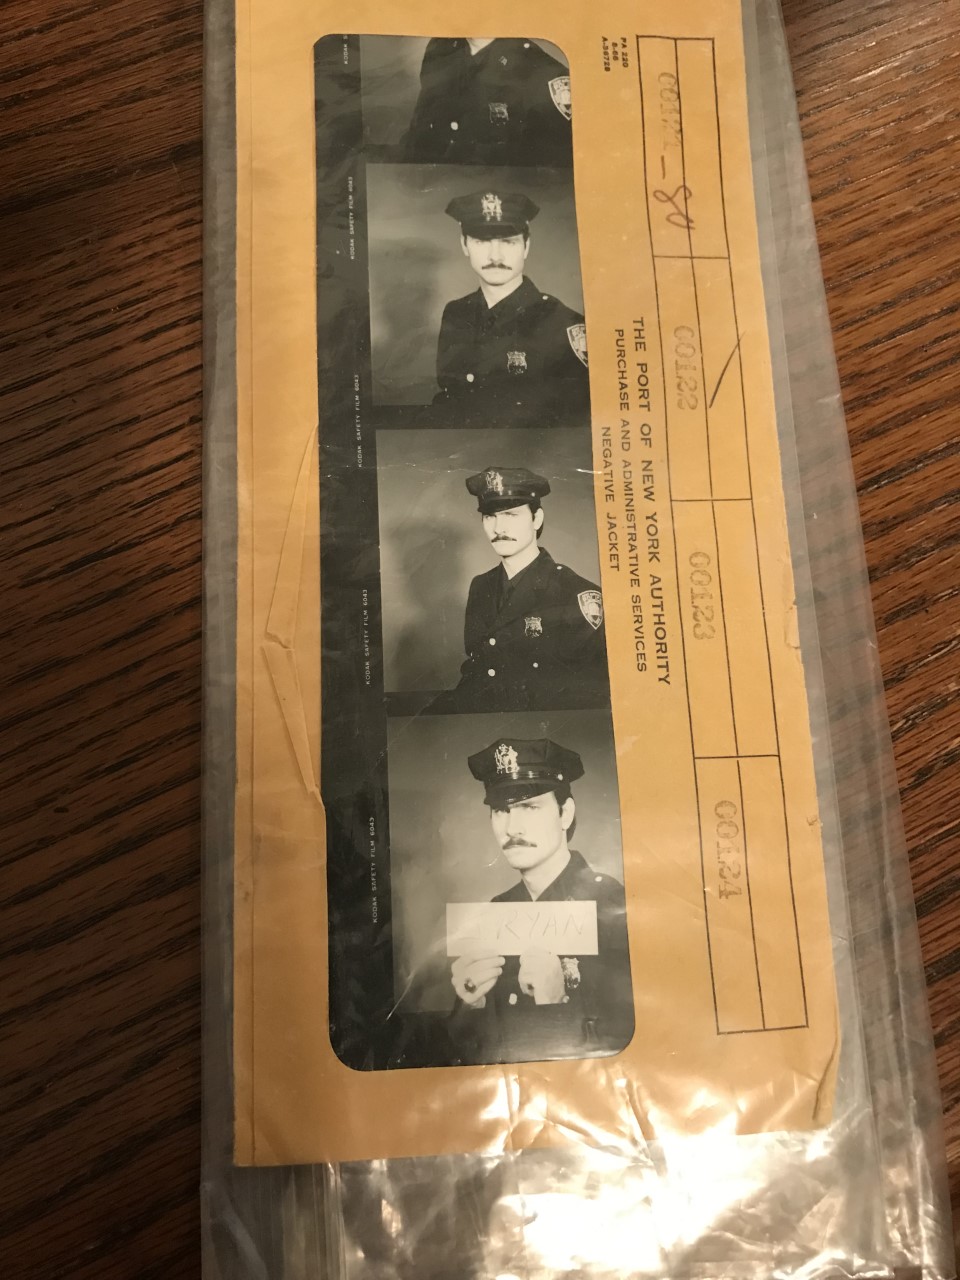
[485,469,504,495]
[494,743,519,776]
[481,192,503,222]
[578,590,604,630]
[567,323,588,367]
[549,76,572,120]
[507,350,528,374]
[489,102,509,125]
[524,616,542,638]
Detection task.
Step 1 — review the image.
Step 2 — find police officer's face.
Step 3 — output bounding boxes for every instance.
[461,233,530,287]
[490,792,575,872]
[482,503,543,558]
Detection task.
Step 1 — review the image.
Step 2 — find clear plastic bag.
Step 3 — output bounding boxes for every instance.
[201,0,955,1275]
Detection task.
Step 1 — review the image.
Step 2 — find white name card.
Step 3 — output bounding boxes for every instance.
[446,901,599,957]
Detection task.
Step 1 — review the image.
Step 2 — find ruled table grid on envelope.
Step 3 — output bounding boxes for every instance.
[637,37,809,1036]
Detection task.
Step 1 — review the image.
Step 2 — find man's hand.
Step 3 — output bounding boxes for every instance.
[517,950,566,1005]
[451,952,504,1006]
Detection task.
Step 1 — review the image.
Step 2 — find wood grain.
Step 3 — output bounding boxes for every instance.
[0,0,203,1276]
[780,0,960,1224]
[0,0,956,1275]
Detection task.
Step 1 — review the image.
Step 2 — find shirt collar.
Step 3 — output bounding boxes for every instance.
[523,849,590,900]
[476,275,541,319]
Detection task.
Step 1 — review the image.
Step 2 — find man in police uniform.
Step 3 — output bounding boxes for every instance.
[443,467,609,712]
[434,191,590,426]
[403,37,572,166]
[449,738,633,1065]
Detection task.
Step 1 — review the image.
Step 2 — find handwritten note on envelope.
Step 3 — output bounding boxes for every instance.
[447,902,599,957]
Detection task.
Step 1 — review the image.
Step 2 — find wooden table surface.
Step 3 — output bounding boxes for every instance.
[1,0,957,1275]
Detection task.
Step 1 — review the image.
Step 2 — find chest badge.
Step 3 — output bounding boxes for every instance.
[578,590,604,630]
[507,350,528,374]
[489,101,509,125]
[567,323,588,367]
[524,616,543,638]
[549,76,572,120]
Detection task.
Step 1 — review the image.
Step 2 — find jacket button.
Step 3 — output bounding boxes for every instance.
[450,121,459,130]
[487,668,496,677]
[466,373,475,383]
[523,41,531,48]
[532,662,539,669]
[509,993,518,1005]
[595,875,603,883]
[488,637,496,646]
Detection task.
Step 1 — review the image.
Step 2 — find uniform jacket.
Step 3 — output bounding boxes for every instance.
[450,850,634,1066]
[434,277,590,427]
[446,548,609,712]
[403,37,572,167]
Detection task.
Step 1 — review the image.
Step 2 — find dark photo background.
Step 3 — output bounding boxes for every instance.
[358,36,570,152]
[366,164,584,406]
[377,427,602,693]
[386,708,623,1012]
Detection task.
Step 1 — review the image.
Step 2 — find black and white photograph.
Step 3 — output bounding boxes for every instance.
[357,35,574,167]
[376,428,609,713]
[387,711,633,1066]
[316,34,615,1072]
[366,165,589,420]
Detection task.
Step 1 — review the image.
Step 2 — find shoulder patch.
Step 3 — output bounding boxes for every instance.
[567,323,588,367]
[578,590,603,630]
[549,76,572,120]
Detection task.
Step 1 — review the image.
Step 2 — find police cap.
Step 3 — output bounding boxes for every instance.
[468,738,584,807]
[466,467,551,514]
[446,191,540,239]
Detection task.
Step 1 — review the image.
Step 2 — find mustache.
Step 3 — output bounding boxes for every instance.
[492,535,515,542]
[503,837,536,849]
[481,262,509,270]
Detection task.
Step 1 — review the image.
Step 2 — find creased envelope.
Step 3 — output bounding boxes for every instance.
[232,0,840,1168]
